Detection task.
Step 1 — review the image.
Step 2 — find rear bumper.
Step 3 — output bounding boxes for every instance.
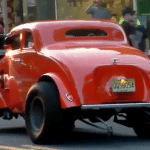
[81,103,150,111]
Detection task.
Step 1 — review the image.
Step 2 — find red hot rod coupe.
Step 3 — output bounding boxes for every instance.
[0,20,150,143]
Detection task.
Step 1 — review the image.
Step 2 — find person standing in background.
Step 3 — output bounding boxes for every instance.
[0,19,4,50]
[121,7,149,54]
[86,0,111,20]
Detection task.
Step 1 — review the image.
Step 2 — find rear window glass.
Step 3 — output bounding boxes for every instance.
[66,29,107,37]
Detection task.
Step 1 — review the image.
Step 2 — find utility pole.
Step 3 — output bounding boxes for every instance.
[133,0,137,11]
[2,0,9,34]
[55,0,58,20]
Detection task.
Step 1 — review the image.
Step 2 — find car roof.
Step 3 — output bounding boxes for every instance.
[11,20,123,32]
[10,20,128,47]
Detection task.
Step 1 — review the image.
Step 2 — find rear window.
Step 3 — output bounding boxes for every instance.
[66,29,107,37]
[53,27,125,43]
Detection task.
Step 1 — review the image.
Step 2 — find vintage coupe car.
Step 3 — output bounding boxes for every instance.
[0,20,150,143]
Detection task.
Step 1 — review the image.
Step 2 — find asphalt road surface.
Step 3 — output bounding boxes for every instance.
[0,117,150,150]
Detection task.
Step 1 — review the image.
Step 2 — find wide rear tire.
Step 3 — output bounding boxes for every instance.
[133,122,150,138]
[131,109,150,138]
[25,82,63,144]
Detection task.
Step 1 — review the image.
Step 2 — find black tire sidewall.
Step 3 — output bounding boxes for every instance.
[25,82,62,143]
[131,110,150,138]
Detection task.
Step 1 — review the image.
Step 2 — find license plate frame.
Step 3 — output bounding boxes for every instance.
[112,79,136,93]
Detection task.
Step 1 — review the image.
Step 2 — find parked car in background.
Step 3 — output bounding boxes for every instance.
[0,34,5,59]
[0,20,5,58]
[0,20,4,34]
[0,20,150,144]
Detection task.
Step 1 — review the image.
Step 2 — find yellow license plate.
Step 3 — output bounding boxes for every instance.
[112,79,136,93]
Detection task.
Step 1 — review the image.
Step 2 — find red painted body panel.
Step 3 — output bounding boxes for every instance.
[0,92,7,108]
[0,20,150,115]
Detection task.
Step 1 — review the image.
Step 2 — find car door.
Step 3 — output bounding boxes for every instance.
[18,30,38,104]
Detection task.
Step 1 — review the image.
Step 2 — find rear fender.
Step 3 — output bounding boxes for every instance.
[28,73,81,109]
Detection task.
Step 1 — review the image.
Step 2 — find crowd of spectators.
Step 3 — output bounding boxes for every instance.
[86,0,149,54]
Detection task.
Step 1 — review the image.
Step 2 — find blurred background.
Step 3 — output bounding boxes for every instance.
[0,0,150,39]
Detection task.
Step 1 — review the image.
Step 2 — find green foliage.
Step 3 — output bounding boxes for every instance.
[137,0,150,15]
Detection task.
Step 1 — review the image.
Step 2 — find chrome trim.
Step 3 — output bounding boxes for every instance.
[112,58,119,65]
[81,103,150,110]
[66,93,74,102]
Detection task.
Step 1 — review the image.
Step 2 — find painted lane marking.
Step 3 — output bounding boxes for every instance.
[0,145,61,150]
[0,145,28,150]
[22,145,60,150]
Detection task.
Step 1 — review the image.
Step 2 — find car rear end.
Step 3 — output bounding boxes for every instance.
[79,59,150,138]
[38,20,150,138]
